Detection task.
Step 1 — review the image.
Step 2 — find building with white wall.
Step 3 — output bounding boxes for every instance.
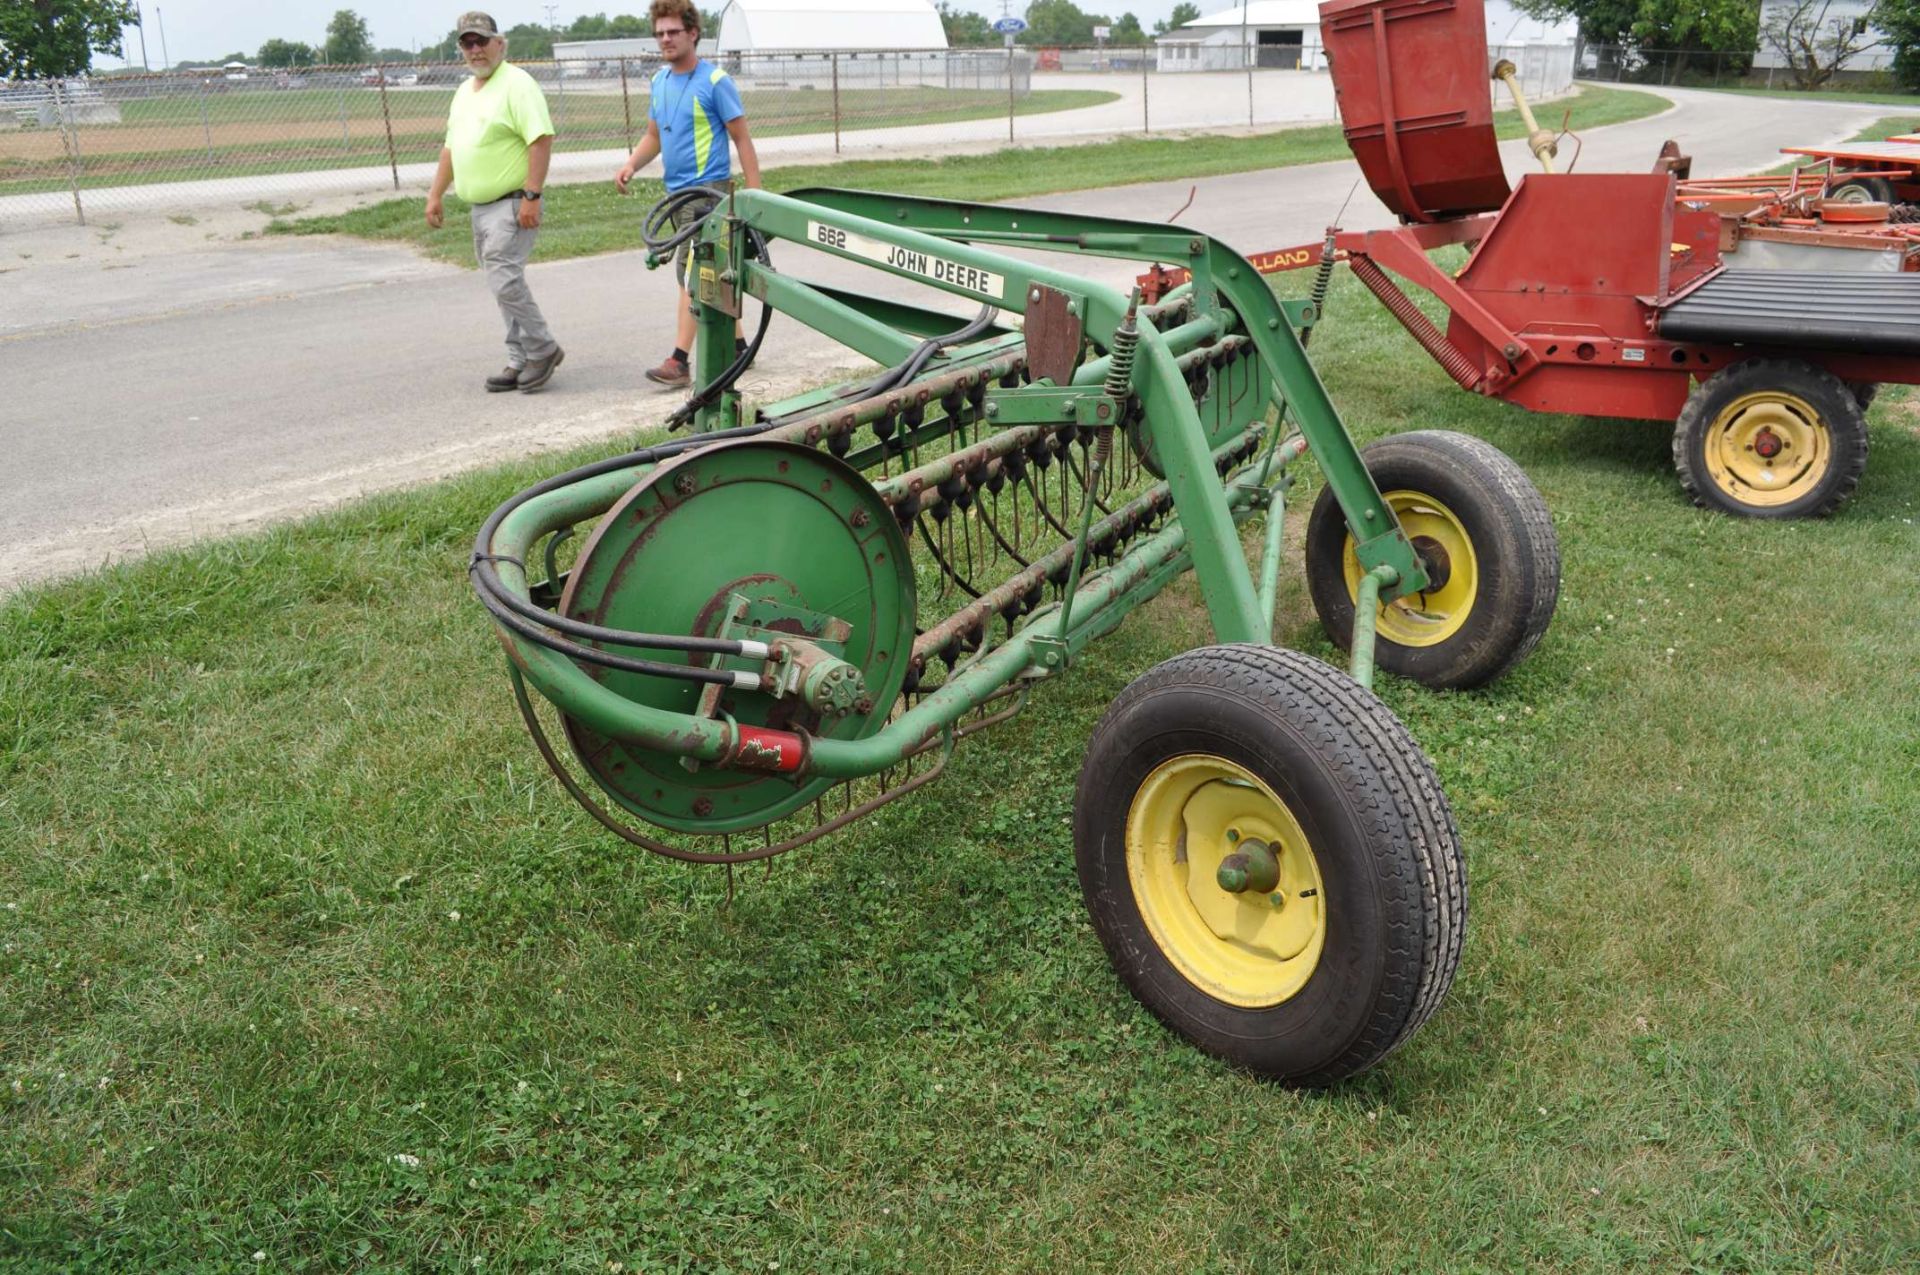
[1154,0,1576,72]
[714,0,947,53]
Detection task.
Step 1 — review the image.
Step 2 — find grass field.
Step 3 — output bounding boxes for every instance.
[269,85,1668,265]
[7,102,1918,1267]
[1705,85,1920,108]
[0,86,1117,197]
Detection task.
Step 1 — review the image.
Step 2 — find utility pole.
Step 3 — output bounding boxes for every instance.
[133,5,151,71]
[155,5,171,71]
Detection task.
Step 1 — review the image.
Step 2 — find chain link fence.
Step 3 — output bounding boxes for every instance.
[1574,43,1899,92]
[0,50,1034,223]
[2,41,1574,226]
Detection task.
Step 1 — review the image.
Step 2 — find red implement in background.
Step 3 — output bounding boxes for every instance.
[1319,0,1510,221]
[1139,0,1920,515]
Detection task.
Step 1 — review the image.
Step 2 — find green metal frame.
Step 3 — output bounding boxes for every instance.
[485,186,1434,796]
[693,188,1427,612]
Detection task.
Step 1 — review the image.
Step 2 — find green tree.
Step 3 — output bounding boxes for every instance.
[1018,0,1108,45]
[1760,0,1885,88]
[502,21,554,57]
[257,38,318,66]
[1884,0,1920,88]
[1111,11,1146,43]
[938,1,995,45]
[562,12,652,37]
[0,0,138,79]
[1154,2,1201,35]
[323,8,373,64]
[1512,0,1756,51]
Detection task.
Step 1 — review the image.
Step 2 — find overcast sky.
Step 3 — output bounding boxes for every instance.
[96,1,1202,67]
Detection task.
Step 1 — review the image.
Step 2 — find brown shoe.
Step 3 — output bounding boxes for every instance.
[517,346,564,393]
[644,354,689,388]
[485,365,522,392]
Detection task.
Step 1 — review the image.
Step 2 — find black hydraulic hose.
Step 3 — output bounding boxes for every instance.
[474,254,995,680]
[471,584,754,687]
[639,184,777,432]
[469,420,781,676]
[765,304,1000,426]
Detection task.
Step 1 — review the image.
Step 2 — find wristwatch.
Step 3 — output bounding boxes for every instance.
[523,190,542,200]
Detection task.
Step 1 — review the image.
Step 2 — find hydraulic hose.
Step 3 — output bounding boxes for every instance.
[639,184,777,431]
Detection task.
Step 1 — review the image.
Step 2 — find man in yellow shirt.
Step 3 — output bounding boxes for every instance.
[425,11,564,393]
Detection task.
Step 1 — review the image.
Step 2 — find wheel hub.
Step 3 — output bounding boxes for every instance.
[1126,756,1327,1008]
[1411,534,1454,592]
[1215,837,1280,894]
[1341,491,1479,648]
[1706,391,1832,507]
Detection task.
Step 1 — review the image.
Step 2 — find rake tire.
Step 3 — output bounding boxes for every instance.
[1305,430,1559,691]
[1073,644,1465,1087]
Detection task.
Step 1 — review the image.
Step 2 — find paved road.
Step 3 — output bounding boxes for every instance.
[0,87,1892,591]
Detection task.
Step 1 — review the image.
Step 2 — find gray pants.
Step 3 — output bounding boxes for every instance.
[470,196,557,368]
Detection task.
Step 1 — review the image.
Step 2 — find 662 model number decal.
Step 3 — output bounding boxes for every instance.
[807,221,1006,301]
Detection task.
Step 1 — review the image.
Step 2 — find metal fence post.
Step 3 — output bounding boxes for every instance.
[832,52,841,154]
[1142,45,1149,134]
[338,82,351,149]
[620,57,634,151]
[376,70,400,190]
[51,79,85,225]
[1007,45,1015,142]
[198,78,215,164]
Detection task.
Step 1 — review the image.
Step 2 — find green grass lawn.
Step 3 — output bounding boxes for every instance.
[1705,85,1920,108]
[5,227,1918,1266]
[268,85,1669,265]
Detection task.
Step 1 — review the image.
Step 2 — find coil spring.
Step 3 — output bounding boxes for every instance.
[1301,232,1336,349]
[1099,297,1141,466]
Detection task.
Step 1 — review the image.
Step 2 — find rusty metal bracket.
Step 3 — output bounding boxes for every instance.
[1021,283,1086,385]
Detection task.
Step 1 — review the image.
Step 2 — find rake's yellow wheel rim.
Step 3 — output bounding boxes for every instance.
[1341,490,1479,648]
[1125,755,1327,1008]
[1703,391,1832,509]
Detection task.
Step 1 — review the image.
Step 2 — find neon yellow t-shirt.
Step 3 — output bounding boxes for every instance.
[444,62,554,205]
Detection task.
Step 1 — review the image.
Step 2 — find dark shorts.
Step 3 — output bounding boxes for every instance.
[668,200,702,290]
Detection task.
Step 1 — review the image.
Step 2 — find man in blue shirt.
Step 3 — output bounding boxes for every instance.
[614,0,762,388]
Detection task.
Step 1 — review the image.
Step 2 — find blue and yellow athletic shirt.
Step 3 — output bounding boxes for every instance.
[649,59,744,191]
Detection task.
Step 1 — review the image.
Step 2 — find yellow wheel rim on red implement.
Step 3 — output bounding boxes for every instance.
[1341,489,1479,648]
[1703,390,1833,510]
[1124,755,1327,1008]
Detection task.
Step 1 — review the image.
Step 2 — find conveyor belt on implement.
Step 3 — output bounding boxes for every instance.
[1657,269,1920,355]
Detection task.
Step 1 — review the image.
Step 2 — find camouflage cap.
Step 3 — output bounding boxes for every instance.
[455,11,500,38]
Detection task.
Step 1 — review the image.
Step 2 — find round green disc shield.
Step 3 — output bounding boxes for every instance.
[558,439,915,834]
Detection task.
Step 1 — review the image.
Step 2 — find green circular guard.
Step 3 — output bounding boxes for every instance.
[558,439,915,834]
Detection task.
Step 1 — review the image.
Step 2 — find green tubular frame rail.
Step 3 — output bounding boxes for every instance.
[481,186,1430,790]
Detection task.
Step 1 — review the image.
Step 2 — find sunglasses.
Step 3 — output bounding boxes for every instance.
[459,34,495,49]
[654,26,689,38]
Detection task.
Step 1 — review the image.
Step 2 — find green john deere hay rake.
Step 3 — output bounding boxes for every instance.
[470,186,1562,1085]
